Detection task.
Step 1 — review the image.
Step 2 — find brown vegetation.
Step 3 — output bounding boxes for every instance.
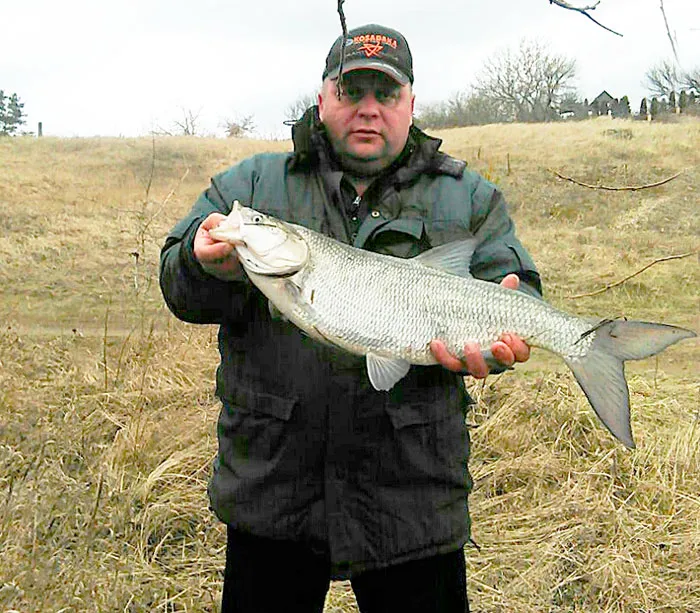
[0,117,698,611]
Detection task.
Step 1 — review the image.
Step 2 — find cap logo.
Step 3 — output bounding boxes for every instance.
[352,33,398,52]
[358,41,384,58]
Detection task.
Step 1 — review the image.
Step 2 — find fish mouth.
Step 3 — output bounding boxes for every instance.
[208,200,245,243]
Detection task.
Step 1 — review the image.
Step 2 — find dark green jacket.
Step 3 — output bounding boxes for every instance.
[160,109,541,578]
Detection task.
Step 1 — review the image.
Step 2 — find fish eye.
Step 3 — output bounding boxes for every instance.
[252,214,263,223]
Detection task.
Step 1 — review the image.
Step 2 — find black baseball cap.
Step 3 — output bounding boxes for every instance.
[322,24,414,85]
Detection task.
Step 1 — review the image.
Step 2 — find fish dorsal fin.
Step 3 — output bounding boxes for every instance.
[366,353,411,391]
[412,239,476,278]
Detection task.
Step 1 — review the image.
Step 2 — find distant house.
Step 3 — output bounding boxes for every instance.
[558,90,633,120]
[588,91,631,118]
[590,91,616,116]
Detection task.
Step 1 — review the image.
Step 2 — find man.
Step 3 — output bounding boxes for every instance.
[160,24,541,613]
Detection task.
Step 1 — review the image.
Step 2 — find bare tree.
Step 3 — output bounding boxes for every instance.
[644,60,681,98]
[152,107,204,136]
[173,107,202,136]
[221,115,256,138]
[285,92,319,122]
[474,39,577,122]
[682,67,700,93]
[416,90,512,129]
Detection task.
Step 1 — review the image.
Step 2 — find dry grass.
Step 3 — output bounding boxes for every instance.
[0,118,698,612]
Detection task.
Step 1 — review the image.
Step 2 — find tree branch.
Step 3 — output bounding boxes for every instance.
[549,0,623,36]
[552,0,601,10]
[336,0,348,99]
[567,251,697,299]
[659,0,680,64]
[549,168,684,191]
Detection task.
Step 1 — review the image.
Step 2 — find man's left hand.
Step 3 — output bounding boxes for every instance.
[430,274,531,379]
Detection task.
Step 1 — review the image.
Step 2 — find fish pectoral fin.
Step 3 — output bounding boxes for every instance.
[366,353,411,391]
[267,300,288,322]
[412,239,477,278]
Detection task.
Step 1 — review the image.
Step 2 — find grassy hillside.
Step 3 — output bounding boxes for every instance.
[0,117,698,612]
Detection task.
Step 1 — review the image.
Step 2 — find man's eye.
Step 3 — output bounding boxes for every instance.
[339,82,401,105]
[376,88,400,104]
[343,86,363,102]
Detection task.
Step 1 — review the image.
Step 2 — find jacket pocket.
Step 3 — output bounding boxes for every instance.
[363,218,429,259]
[225,384,297,421]
[381,394,469,489]
[217,385,297,474]
[383,371,467,429]
[384,400,451,429]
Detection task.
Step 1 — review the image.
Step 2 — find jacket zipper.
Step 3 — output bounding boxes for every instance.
[350,195,361,221]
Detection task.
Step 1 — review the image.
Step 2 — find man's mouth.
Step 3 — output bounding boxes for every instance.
[350,129,381,138]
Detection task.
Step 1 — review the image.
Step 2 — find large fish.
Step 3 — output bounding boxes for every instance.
[208,201,696,448]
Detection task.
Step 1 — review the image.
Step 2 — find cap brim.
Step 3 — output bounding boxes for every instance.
[326,58,410,85]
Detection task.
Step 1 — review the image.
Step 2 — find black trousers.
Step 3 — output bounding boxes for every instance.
[222,527,469,613]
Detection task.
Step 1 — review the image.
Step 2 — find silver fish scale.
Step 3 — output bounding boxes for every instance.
[288,225,595,363]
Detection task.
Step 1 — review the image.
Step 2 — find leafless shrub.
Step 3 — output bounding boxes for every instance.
[221,114,256,138]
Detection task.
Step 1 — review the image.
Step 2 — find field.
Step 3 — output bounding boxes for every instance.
[0,116,698,612]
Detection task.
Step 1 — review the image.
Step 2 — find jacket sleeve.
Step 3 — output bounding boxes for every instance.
[466,172,543,299]
[159,158,259,324]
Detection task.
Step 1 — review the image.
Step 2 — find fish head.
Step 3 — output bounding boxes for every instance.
[208,201,308,275]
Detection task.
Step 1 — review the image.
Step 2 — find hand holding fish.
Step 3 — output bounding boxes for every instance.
[430,274,531,378]
[194,213,243,280]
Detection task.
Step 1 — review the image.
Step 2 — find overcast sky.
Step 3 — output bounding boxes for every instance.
[2,0,699,139]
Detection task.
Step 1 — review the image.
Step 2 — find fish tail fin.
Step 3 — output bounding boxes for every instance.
[564,321,696,449]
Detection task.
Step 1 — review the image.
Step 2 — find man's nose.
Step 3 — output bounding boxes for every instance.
[356,91,381,117]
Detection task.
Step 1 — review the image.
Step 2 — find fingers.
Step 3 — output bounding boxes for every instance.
[195,214,233,254]
[431,333,531,380]
[500,273,520,291]
[194,214,241,280]
[491,334,530,365]
[502,333,530,363]
[489,340,515,367]
[462,342,489,379]
[199,212,228,231]
[195,223,235,261]
[429,340,464,372]
[198,239,235,261]
[429,340,490,379]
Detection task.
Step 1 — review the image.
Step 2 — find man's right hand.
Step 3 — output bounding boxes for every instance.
[429,274,530,378]
[194,213,243,281]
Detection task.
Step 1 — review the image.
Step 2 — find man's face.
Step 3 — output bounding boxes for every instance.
[318,70,415,176]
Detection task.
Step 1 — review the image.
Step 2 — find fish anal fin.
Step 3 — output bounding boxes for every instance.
[366,353,411,391]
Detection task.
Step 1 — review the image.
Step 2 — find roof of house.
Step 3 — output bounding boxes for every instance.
[591,90,615,105]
